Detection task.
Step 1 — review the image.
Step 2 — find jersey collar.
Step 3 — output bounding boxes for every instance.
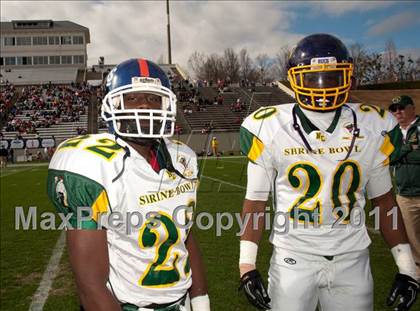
[116,136,167,171]
[294,104,342,135]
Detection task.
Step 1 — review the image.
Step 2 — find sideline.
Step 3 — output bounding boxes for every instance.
[28,231,66,311]
[4,162,49,168]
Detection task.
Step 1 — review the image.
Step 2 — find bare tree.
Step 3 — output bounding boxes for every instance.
[349,43,367,87]
[222,48,240,83]
[239,48,253,83]
[274,45,291,81]
[415,58,420,80]
[396,54,406,81]
[255,54,271,83]
[383,40,397,82]
[188,51,206,80]
[361,53,383,84]
[204,53,224,82]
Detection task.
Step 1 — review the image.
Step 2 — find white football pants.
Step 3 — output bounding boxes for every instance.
[268,247,373,311]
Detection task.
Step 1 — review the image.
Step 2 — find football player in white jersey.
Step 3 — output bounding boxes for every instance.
[47,58,210,311]
[238,34,419,311]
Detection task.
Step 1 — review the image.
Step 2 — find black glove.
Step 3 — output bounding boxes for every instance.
[239,269,271,310]
[387,273,419,311]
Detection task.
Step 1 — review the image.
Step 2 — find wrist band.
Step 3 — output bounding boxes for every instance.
[239,240,258,265]
[391,243,418,280]
[191,294,210,311]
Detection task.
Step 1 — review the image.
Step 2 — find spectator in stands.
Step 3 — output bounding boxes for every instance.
[234,116,242,125]
[389,95,420,278]
[217,95,224,106]
[175,124,183,135]
[0,146,8,168]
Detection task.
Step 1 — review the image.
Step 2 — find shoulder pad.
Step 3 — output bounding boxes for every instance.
[49,133,125,187]
[352,103,397,133]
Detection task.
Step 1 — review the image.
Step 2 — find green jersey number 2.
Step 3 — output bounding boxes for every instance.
[287,160,361,223]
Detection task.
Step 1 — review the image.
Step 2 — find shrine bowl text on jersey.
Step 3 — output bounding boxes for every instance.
[240,103,399,256]
[47,133,198,307]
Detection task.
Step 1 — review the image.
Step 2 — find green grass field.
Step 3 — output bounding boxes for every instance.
[0,157,408,311]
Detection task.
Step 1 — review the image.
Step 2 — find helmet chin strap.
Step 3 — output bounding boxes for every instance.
[111,134,197,183]
[292,104,359,161]
[157,138,198,182]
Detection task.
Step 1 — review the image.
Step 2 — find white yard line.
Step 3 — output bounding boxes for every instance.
[6,162,49,168]
[0,167,35,178]
[201,175,246,189]
[29,231,66,311]
[198,155,246,160]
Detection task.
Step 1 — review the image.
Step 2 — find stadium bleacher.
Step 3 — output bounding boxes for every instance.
[182,84,294,131]
[0,67,79,85]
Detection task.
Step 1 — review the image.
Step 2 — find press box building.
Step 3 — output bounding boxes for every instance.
[0,20,90,84]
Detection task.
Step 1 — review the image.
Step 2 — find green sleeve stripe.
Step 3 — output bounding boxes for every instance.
[239,126,253,156]
[387,125,403,164]
[47,169,109,229]
[239,126,264,163]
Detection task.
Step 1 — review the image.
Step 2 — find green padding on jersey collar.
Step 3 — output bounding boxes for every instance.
[295,104,342,135]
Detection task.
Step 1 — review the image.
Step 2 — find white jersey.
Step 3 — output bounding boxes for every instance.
[240,103,399,256]
[47,133,198,307]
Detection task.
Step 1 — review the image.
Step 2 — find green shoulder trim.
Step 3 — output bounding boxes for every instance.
[388,125,403,164]
[239,126,265,163]
[47,169,110,229]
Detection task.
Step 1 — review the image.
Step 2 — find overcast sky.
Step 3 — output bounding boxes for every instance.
[2,1,420,73]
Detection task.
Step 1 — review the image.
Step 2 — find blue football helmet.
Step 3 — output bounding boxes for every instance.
[288,34,353,111]
[101,58,177,138]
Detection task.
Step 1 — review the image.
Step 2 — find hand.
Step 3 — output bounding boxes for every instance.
[387,273,419,311]
[239,269,271,310]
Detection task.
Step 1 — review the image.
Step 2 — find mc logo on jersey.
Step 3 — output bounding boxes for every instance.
[315,131,326,142]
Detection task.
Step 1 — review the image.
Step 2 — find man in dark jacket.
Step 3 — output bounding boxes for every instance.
[389,94,420,278]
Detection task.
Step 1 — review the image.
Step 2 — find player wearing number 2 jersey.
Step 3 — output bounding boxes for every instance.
[238,34,419,311]
[47,59,210,311]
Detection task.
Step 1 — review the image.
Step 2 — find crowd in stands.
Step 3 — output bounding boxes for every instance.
[0,82,16,125]
[2,82,95,135]
[231,98,247,112]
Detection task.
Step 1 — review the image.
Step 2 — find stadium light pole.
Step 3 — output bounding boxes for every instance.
[166,0,172,64]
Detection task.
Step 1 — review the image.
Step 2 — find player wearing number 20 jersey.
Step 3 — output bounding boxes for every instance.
[238,34,418,311]
[240,102,397,255]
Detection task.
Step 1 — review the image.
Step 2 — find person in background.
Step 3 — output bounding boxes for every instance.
[211,137,219,158]
[0,146,8,168]
[389,95,420,278]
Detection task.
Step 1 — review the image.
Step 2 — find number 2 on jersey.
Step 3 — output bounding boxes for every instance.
[287,160,361,223]
[138,212,181,288]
